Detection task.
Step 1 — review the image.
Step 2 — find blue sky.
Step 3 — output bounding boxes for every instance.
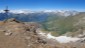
[0,0,85,11]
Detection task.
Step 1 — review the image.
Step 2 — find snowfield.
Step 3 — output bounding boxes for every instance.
[37,29,81,43]
[47,33,80,43]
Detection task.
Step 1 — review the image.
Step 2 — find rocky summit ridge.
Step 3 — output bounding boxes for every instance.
[0,18,85,48]
[0,18,58,48]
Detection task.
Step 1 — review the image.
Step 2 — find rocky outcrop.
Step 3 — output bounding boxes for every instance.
[0,18,59,48]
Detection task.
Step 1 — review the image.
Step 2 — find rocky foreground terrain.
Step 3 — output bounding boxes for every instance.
[0,18,85,48]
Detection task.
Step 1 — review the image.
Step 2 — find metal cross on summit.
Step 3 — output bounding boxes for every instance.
[4,6,9,13]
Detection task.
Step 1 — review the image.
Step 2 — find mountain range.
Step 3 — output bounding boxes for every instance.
[1,10,85,48]
[0,10,85,35]
[0,10,78,21]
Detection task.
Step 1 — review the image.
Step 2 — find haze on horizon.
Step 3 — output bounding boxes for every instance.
[0,0,85,11]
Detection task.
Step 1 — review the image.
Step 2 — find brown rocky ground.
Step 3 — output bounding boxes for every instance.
[0,18,58,48]
[0,18,85,48]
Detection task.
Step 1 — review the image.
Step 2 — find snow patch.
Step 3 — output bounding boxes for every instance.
[38,30,80,43]
[46,33,80,43]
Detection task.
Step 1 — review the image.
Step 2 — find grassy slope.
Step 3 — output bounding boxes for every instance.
[42,12,85,35]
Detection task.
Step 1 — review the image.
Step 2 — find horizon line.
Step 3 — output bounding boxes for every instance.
[0,9,84,12]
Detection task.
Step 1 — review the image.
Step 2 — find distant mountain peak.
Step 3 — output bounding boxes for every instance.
[0,9,79,16]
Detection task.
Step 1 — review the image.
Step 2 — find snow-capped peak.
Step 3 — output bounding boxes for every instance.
[40,10,78,16]
[0,9,78,16]
[10,10,34,14]
[42,10,55,12]
[0,10,5,13]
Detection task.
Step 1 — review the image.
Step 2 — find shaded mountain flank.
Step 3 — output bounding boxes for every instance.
[0,18,85,48]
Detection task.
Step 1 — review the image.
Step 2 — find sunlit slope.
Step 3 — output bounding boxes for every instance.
[43,12,85,35]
